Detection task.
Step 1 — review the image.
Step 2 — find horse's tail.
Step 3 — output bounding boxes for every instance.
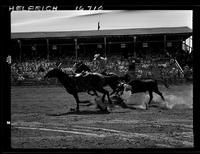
[162,79,170,88]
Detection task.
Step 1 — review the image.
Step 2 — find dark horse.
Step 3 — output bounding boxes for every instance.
[73,61,130,96]
[44,68,115,112]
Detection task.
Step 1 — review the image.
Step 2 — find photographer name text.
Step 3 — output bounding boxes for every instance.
[9,6,58,11]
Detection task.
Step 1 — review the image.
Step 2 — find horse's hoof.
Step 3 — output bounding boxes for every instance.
[105,110,110,114]
[107,107,113,112]
[145,104,149,110]
[121,104,128,108]
[103,109,110,114]
[109,103,115,108]
[70,108,76,112]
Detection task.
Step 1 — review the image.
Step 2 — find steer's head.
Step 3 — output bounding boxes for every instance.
[121,83,132,101]
[123,83,132,91]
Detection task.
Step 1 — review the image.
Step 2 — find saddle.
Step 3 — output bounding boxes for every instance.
[75,71,89,78]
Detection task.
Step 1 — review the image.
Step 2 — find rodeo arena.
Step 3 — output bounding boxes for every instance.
[10,14,193,149]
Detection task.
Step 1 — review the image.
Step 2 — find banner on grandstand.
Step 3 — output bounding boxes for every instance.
[32,44,36,51]
[121,43,126,48]
[52,45,57,50]
[167,42,172,47]
[97,44,102,49]
[143,43,148,48]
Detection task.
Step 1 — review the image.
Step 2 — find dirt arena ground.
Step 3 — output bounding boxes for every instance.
[11,84,193,149]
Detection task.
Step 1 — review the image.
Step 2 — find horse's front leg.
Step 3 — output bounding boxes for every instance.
[110,90,115,96]
[97,88,112,105]
[109,84,117,96]
[111,87,123,96]
[73,93,80,112]
[146,91,153,110]
[106,91,113,105]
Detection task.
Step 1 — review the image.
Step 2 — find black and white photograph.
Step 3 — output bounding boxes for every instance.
[9,9,194,149]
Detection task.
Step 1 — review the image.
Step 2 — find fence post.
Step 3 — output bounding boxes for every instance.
[133,36,136,57]
[164,35,166,54]
[104,37,107,57]
[47,39,50,60]
[18,40,22,62]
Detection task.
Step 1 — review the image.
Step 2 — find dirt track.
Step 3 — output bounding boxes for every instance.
[11,84,193,149]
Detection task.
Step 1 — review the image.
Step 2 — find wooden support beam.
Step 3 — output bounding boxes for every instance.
[74,38,78,60]
[133,36,136,57]
[164,35,166,53]
[104,37,107,57]
[46,39,50,60]
[18,40,22,62]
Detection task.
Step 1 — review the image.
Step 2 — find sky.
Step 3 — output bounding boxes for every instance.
[11,10,193,33]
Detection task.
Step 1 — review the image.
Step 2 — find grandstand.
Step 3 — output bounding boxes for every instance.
[10,26,193,85]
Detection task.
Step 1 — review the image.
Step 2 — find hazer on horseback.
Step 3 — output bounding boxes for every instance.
[73,60,130,96]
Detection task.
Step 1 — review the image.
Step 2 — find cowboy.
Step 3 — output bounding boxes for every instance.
[93,53,107,73]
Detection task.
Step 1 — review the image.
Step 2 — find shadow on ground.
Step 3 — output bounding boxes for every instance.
[45,104,143,116]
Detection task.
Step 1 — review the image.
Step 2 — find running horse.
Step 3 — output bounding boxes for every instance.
[73,61,130,96]
[44,68,114,112]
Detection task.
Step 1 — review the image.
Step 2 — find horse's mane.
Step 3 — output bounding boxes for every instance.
[48,68,72,79]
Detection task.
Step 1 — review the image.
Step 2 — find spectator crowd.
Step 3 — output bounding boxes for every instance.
[11,53,193,85]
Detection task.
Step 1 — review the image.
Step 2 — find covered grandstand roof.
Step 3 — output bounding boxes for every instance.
[11,26,192,39]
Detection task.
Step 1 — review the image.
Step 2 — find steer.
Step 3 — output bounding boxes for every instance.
[128,79,165,109]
